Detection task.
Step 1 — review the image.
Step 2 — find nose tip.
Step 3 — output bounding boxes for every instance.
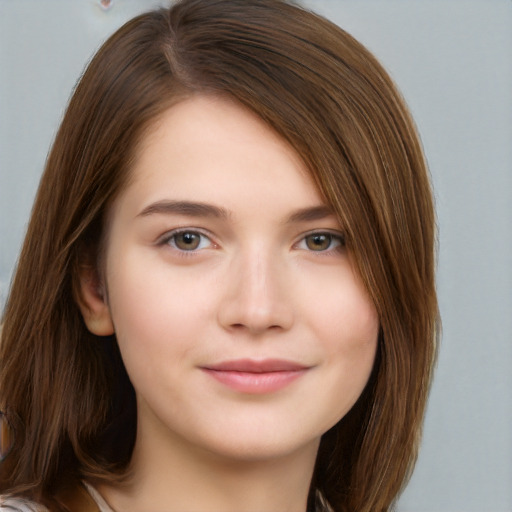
[227,296,288,334]
[217,254,294,335]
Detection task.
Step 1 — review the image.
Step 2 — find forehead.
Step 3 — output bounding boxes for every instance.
[116,95,325,215]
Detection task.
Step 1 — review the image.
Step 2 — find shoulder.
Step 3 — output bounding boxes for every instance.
[0,496,47,512]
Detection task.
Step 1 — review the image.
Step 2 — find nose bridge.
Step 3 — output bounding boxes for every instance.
[218,242,293,333]
[246,245,272,303]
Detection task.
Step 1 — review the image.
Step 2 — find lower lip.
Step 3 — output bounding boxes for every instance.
[201,369,307,394]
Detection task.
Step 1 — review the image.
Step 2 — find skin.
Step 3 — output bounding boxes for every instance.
[80,95,379,512]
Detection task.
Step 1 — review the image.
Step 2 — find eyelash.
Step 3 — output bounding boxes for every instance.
[158,229,346,254]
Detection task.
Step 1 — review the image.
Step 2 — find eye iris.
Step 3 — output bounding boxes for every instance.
[306,234,331,251]
[175,232,200,250]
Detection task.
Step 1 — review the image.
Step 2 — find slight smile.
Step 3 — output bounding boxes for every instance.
[200,359,311,394]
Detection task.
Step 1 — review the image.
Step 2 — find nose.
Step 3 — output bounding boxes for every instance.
[217,248,294,335]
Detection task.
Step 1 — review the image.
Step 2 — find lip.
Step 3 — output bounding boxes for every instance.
[200,359,310,394]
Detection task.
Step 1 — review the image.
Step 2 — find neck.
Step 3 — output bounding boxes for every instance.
[99,426,319,512]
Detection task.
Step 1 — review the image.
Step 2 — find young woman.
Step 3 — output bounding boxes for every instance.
[0,0,438,511]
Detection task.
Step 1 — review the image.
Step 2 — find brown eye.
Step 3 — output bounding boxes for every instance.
[172,231,203,251]
[305,233,332,251]
[303,233,344,252]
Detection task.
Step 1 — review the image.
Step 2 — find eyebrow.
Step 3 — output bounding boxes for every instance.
[137,200,230,219]
[286,205,335,224]
[137,200,334,224]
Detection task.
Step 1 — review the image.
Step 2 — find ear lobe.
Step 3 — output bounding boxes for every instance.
[77,265,115,336]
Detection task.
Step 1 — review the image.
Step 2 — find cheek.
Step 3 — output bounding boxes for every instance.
[105,250,222,376]
[106,258,186,359]
[309,272,379,352]
[308,277,379,413]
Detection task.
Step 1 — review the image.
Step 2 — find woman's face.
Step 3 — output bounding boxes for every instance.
[100,96,378,463]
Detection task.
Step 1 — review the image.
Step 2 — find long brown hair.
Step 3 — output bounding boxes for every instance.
[0,1,438,510]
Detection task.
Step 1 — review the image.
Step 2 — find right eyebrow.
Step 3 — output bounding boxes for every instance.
[137,200,230,219]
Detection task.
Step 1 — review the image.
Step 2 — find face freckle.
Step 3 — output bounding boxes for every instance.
[102,95,379,465]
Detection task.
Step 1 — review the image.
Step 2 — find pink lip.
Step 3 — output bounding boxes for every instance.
[201,359,309,394]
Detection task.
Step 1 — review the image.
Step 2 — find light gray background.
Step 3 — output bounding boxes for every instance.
[1,1,511,511]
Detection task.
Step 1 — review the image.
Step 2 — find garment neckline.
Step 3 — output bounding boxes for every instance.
[82,482,116,512]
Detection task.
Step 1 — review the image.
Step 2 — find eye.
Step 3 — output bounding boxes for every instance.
[163,230,213,251]
[298,232,345,252]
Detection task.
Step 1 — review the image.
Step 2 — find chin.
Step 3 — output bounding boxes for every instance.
[193,426,322,465]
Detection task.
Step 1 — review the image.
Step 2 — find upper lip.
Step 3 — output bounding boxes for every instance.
[202,359,309,373]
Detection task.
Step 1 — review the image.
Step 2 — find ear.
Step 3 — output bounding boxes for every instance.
[77,264,115,336]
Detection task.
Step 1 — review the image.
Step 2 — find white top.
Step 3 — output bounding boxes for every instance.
[0,482,115,512]
[1,486,333,511]
[83,483,115,512]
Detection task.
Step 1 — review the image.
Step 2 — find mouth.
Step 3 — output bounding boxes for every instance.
[200,359,310,394]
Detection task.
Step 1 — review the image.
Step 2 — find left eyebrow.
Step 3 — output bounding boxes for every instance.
[137,200,230,219]
[286,205,336,224]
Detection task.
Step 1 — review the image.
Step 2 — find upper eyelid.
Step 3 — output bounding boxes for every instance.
[296,228,346,241]
[157,227,215,245]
